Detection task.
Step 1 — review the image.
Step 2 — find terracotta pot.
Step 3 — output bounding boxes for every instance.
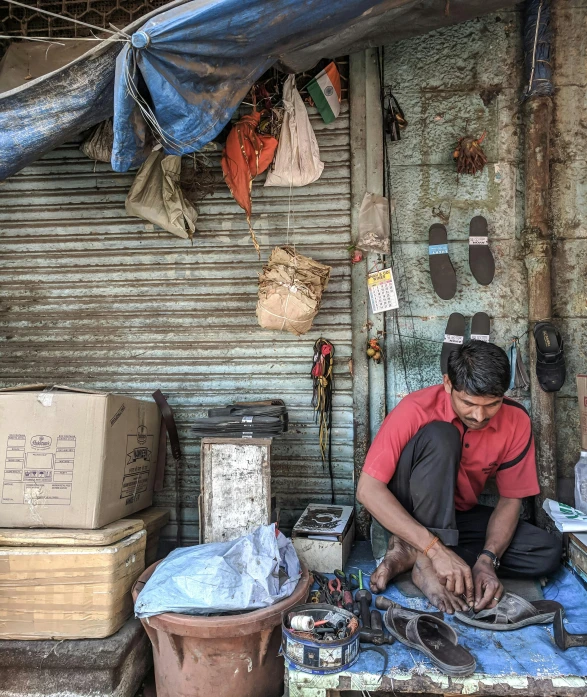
[132,560,310,697]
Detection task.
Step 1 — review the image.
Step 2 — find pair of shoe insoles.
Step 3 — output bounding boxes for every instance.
[429,217,495,300]
[440,312,490,374]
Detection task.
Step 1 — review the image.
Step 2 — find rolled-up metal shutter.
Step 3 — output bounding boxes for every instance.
[0,105,353,545]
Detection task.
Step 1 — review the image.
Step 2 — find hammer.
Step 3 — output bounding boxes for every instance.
[355,588,372,630]
[375,595,444,619]
[554,609,587,650]
[359,609,395,645]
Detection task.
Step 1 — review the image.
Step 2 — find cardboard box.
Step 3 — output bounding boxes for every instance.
[0,385,161,529]
[292,504,355,573]
[577,376,587,450]
[0,529,146,639]
[125,506,171,566]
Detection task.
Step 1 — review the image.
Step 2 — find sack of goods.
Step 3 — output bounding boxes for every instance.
[191,400,288,438]
[257,246,331,336]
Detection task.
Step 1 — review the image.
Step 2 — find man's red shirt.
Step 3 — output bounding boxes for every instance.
[362,384,539,511]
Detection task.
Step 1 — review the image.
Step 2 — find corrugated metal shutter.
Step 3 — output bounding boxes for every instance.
[0,105,353,545]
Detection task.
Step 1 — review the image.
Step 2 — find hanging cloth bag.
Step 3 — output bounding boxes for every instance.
[265,75,324,188]
[126,146,197,239]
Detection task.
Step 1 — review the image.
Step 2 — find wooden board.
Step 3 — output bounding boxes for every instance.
[0,518,143,547]
[200,438,271,544]
[125,507,170,537]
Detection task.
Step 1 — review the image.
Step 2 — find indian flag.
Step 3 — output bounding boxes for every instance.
[306,62,341,124]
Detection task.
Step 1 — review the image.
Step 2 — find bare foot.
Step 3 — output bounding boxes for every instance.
[370,535,417,593]
[411,554,471,614]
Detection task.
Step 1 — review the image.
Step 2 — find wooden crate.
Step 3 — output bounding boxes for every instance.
[0,530,146,640]
[200,438,271,543]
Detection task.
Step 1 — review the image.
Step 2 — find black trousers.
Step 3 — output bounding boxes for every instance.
[373,421,562,577]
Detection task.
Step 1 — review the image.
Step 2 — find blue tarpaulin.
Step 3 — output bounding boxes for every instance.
[0,0,519,181]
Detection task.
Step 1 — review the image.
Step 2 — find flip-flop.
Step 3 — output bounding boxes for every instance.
[385,608,476,677]
[455,592,563,631]
[440,312,465,374]
[469,216,495,285]
[533,321,566,392]
[471,312,491,342]
[429,224,457,300]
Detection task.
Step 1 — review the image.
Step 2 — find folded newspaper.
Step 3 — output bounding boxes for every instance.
[543,498,587,532]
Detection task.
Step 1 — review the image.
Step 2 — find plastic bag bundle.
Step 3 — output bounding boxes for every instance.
[357,192,391,255]
[125,146,197,239]
[134,524,301,618]
[256,246,331,336]
[80,119,114,163]
[264,74,324,188]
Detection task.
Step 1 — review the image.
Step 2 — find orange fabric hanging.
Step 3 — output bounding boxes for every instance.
[221,111,278,253]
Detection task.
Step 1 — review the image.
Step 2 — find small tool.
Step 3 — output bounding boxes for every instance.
[355,588,372,630]
[328,577,343,607]
[309,590,321,603]
[554,609,587,650]
[360,609,395,645]
[334,569,355,612]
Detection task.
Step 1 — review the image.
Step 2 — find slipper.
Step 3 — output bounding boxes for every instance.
[440,312,465,375]
[471,312,491,342]
[429,224,457,300]
[383,607,442,647]
[455,592,563,631]
[533,321,566,392]
[385,608,476,677]
[469,216,495,285]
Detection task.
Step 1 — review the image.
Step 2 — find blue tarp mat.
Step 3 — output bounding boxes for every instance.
[0,0,518,181]
[304,542,587,681]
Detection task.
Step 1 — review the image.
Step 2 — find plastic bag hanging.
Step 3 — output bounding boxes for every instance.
[264,75,324,188]
[357,192,391,255]
[221,111,278,253]
[125,147,197,239]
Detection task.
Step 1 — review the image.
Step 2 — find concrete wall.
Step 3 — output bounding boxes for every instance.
[382,4,586,502]
[383,8,528,401]
[551,0,587,497]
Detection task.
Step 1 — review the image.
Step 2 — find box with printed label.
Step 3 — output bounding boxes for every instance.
[0,385,161,529]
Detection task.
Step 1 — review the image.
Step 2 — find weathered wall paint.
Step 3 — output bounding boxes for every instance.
[0,108,354,545]
[551,1,587,497]
[382,12,531,417]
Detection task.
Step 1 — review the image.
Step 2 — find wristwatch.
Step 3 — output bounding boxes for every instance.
[478,549,500,569]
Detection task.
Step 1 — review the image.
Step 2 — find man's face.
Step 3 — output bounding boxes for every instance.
[443,375,503,430]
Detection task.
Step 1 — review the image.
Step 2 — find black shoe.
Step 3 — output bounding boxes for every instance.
[533,321,566,392]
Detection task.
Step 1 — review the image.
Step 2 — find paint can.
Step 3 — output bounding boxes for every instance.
[282,603,360,674]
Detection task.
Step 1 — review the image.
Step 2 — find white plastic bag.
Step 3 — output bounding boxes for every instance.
[125,146,197,239]
[134,524,301,618]
[357,192,391,255]
[542,498,587,532]
[264,75,324,187]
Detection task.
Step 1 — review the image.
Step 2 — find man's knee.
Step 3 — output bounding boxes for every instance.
[416,421,461,453]
[535,530,563,576]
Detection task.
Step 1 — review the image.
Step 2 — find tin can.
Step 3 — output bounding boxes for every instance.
[282,603,360,674]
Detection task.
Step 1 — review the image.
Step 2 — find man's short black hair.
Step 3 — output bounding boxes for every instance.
[447,340,510,397]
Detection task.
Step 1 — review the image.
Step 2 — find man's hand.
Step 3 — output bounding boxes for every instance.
[472,555,504,612]
[427,542,474,606]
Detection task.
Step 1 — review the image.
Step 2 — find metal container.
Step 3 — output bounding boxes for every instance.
[132,561,310,697]
[282,603,360,674]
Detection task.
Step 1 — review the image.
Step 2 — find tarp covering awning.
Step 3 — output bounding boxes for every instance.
[0,0,518,181]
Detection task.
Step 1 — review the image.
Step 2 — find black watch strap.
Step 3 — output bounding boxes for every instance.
[478,549,500,569]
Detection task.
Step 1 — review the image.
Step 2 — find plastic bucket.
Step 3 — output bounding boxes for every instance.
[132,561,310,697]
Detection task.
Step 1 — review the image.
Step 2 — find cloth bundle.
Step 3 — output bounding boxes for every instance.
[192,401,288,439]
[256,246,331,336]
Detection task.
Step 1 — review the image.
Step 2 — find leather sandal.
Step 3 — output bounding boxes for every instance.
[385,608,476,677]
[455,592,563,631]
[429,224,457,300]
[469,216,495,285]
[533,321,566,392]
[440,312,465,374]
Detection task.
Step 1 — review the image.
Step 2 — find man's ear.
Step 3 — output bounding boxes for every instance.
[443,374,452,394]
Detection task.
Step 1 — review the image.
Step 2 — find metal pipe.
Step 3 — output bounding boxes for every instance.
[522,0,556,526]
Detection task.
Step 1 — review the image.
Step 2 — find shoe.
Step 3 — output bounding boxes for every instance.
[533,321,566,392]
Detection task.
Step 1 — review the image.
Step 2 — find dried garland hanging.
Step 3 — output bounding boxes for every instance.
[453,131,488,175]
[311,338,335,504]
